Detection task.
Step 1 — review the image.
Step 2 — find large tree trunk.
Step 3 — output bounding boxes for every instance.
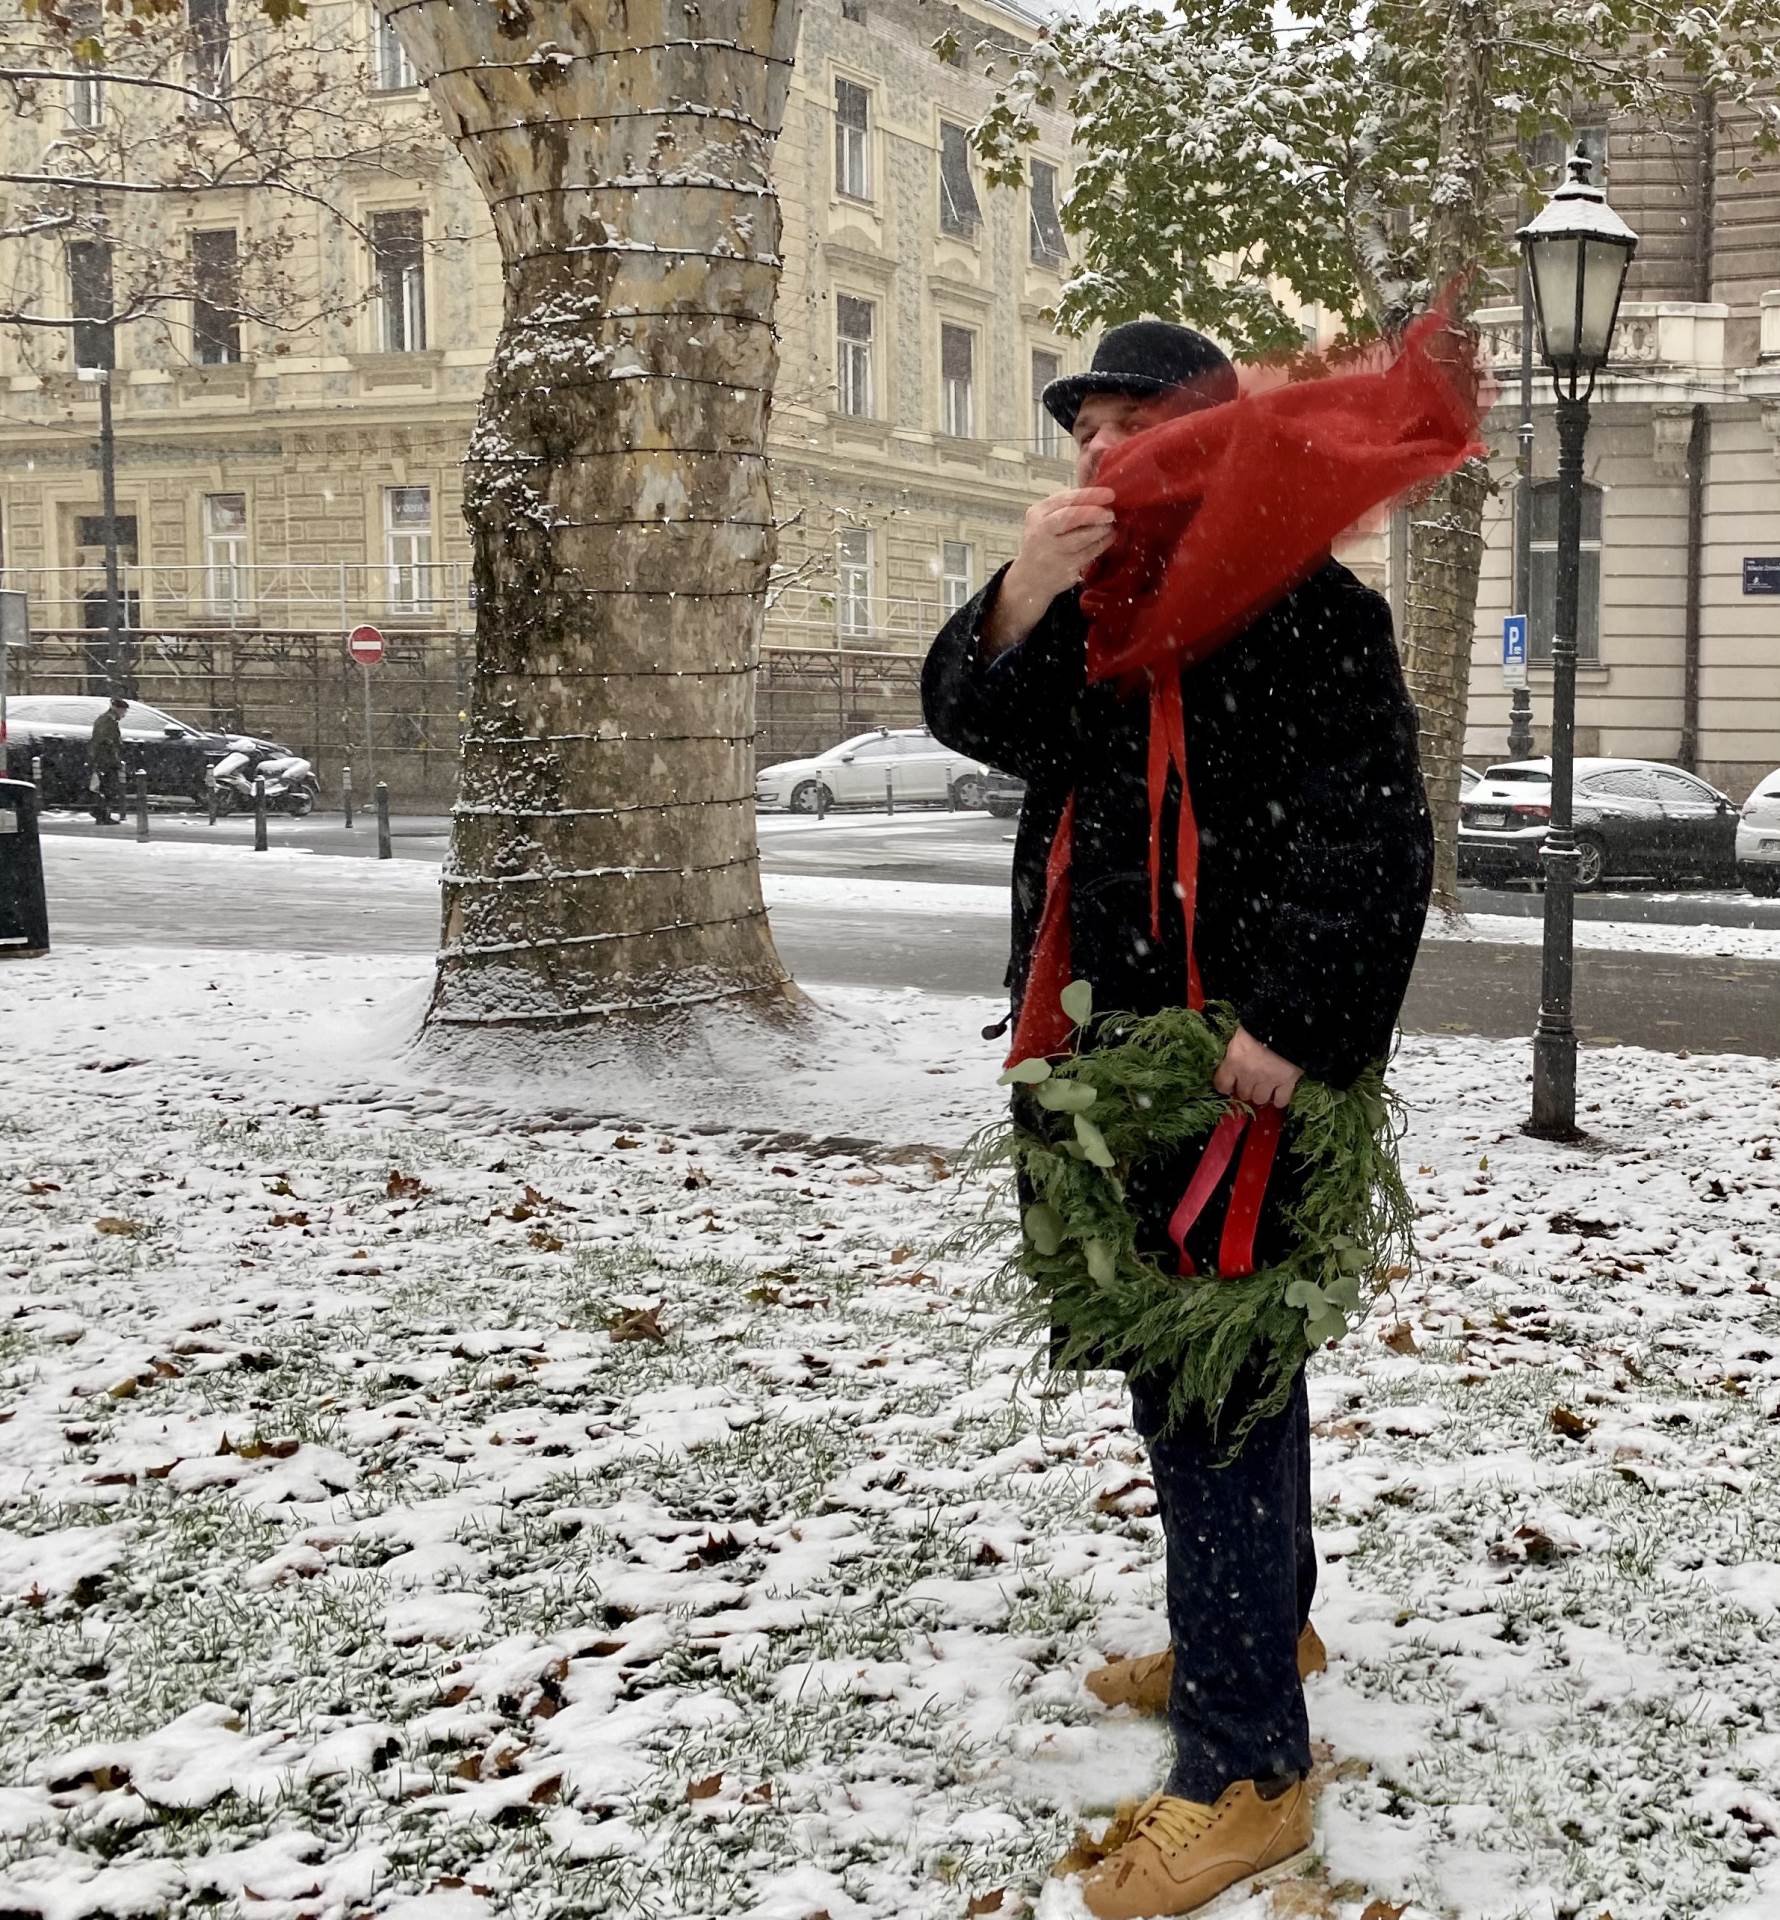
[1400,0,1495,915]
[378,0,803,1053]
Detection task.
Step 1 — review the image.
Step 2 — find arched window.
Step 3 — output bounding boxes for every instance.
[1527,479,1602,665]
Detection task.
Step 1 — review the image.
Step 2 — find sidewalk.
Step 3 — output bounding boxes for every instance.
[1,945,1777,1919]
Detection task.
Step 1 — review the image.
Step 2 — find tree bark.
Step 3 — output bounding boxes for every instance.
[1399,0,1495,915]
[377,0,803,1049]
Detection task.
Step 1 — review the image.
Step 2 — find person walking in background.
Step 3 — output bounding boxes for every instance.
[87,694,128,824]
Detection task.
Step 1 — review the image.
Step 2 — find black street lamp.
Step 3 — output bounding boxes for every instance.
[1517,149,1637,1139]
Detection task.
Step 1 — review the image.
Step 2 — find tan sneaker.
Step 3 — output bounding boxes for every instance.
[1072,1779,1313,1919]
[1086,1624,1327,1714]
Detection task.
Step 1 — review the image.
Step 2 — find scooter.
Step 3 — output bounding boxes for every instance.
[209,739,320,817]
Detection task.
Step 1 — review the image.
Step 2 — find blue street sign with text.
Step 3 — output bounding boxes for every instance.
[1502,614,1528,689]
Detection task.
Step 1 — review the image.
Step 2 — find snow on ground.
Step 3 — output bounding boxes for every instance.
[3,944,1779,1920]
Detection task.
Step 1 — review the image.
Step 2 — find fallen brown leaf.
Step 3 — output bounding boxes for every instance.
[1549,1405,1593,1441]
[1381,1323,1419,1355]
[94,1217,147,1237]
[966,1894,1006,1917]
[1361,1902,1410,1920]
[385,1171,424,1200]
[607,1304,666,1344]
[686,1772,723,1802]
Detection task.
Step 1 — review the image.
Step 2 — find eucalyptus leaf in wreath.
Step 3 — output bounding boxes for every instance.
[999,1057,1053,1086]
[959,1001,1415,1443]
[1059,979,1095,1028]
[1035,1078,1099,1114]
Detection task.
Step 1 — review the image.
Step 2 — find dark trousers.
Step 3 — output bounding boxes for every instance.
[1128,1365,1315,1802]
[90,767,123,822]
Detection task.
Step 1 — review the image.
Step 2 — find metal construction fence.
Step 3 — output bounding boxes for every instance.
[0,564,933,804]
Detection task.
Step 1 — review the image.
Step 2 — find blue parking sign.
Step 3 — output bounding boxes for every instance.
[1502,614,1528,689]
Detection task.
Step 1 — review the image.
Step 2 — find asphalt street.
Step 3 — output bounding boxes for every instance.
[32,819,1780,1056]
[38,806,1780,930]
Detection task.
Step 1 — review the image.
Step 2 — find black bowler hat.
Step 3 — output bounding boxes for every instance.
[1042,319,1237,434]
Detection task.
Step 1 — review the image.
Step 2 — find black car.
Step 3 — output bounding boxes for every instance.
[985,769,1025,819]
[1459,756,1739,889]
[2,695,230,809]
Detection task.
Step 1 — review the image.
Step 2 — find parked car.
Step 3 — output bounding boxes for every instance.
[1458,756,1739,889]
[754,728,991,812]
[1738,767,1780,897]
[5,694,241,809]
[985,770,1025,818]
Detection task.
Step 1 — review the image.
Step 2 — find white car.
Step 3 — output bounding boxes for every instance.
[755,728,991,813]
[1738,768,1780,897]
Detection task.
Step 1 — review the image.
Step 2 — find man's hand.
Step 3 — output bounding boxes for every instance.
[1213,1026,1303,1110]
[981,486,1117,656]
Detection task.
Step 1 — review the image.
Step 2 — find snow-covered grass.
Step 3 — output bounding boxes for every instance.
[2,949,1779,1920]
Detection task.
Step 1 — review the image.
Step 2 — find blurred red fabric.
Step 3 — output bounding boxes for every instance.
[1008,307,1485,1068]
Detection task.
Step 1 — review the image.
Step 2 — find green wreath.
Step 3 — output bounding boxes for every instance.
[963,983,1413,1442]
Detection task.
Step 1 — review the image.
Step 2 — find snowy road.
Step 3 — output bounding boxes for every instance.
[31,838,1780,1055]
[39,806,1780,931]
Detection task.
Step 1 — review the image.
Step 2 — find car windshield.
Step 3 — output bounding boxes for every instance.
[124,703,181,731]
[1482,766,1552,784]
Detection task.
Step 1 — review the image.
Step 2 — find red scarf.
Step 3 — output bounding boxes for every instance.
[1007,307,1486,1072]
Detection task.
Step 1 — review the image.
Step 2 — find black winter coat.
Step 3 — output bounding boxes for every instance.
[922,558,1432,1091]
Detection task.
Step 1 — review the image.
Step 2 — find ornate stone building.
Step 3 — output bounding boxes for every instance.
[0,0,1081,792]
[1466,103,1780,799]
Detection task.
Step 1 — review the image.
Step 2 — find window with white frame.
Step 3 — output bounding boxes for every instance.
[67,239,114,372]
[191,228,241,365]
[203,492,248,615]
[939,122,980,237]
[941,541,973,615]
[836,526,872,638]
[940,324,974,438]
[1029,158,1068,268]
[66,5,104,126]
[68,63,104,129]
[187,0,232,109]
[373,13,417,90]
[1031,348,1062,457]
[385,485,433,612]
[1528,479,1602,665]
[835,294,874,417]
[372,210,426,352]
[835,79,871,200]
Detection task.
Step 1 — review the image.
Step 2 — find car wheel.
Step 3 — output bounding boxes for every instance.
[789,779,829,814]
[987,797,1020,819]
[950,774,987,810]
[1574,833,1606,890]
[1742,866,1780,899]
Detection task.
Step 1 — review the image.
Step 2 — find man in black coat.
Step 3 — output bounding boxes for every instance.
[922,322,1432,1918]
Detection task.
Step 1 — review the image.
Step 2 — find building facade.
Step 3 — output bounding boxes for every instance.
[0,0,1082,795]
[1466,102,1780,801]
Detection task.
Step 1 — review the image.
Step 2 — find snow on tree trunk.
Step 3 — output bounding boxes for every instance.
[1399,1,1494,916]
[375,0,803,1045]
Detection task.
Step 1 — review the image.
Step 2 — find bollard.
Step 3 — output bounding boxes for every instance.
[134,768,150,842]
[947,777,957,814]
[0,778,51,957]
[253,776,269,852]
[206,772,218,826]
[342,764,354,830]
[30,755,42,793]
[884,768,895,817]
[815,781,828,822]
[375,781,392,860]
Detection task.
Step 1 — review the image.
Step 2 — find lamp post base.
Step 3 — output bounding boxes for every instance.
[1526,1024,1582,1141]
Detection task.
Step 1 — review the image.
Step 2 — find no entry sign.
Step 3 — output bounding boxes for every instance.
[347,623,385,666]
